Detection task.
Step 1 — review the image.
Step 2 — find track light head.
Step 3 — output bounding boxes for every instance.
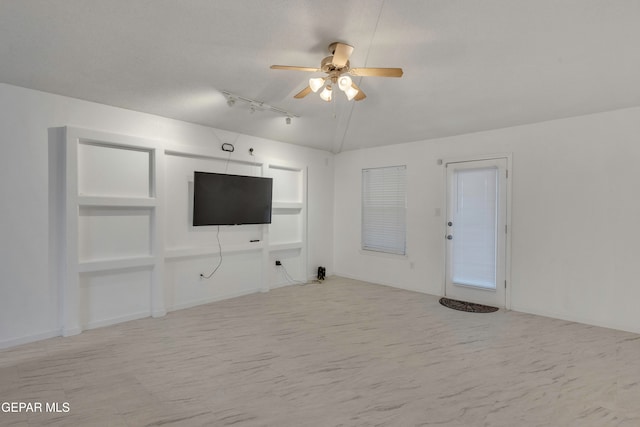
[222,90,299,120]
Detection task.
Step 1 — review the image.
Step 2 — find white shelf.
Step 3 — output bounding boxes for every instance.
[272,202,303,210]
[165,242,265,259]
[78,256,156,273]
[78,196,157,207]
[269,241,304,251]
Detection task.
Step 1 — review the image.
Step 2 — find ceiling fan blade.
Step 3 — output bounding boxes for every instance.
[271,65,320,72]
[350,67,404,78]
[351,82,367,101]
[294,86,313,99]
[331,42,354,68]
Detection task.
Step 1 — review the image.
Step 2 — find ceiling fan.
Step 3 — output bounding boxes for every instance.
[271,42,403,102]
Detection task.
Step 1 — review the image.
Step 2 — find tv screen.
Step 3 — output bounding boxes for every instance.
[193,172,273,226]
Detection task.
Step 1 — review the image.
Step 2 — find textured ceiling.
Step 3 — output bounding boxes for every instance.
[1,0,639,152]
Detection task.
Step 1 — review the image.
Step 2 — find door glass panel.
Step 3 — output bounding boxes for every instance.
[452,167,497,289]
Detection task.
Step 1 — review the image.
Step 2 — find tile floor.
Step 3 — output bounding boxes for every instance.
[1,276,639,426]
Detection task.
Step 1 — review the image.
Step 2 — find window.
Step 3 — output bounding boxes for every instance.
[361,165,407,255]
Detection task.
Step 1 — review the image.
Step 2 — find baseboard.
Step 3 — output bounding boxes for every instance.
[271,280,307,290]
[332,272,431,295]
[62,326,82,337]
[270,281,290,289]
[0,286,298,349]
[271,274,324,289]
[84,311,151,331]
[0,329,60,350]
[335,273,640,335]
[510,304,640,335]
[167,288,261,312]
[151,309,167,318]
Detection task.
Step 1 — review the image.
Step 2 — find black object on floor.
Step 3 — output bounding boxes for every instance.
[439,297,499,313]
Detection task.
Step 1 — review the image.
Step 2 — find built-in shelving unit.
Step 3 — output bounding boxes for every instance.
[77,256,156,273]
[272,202,304,210]
[55,127,307,337]
[56,127,164,336]
[269,241,304,251]
[267,164,307,287]
[164,242,265,259]
[78,196,157,207]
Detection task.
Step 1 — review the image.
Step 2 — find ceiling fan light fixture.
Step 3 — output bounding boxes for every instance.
[309,77,325,92]
[338,75,352,92]
[344,85,359,101]
[319,85,332,102]
[270,41,403,103]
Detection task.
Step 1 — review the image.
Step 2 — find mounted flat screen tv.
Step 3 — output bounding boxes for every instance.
[193,172,273,226]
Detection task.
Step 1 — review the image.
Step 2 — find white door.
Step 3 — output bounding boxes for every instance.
[445,158,507,307]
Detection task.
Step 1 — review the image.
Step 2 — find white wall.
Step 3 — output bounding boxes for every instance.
[334,106,640,334]
[0,83,334,348]
[3,79,639,347]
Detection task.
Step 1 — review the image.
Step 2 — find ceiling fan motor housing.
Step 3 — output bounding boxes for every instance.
[321,56,349,75]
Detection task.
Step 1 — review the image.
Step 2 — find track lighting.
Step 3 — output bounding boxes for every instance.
[249,101,263,114]
[222,90,299,121]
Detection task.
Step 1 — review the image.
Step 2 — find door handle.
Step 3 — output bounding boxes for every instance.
[447,235,453,240]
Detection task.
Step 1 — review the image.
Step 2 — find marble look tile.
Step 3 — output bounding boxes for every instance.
[1,276,639,426]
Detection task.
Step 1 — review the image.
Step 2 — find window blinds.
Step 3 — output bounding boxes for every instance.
[361,165,407,255]
[451,167,498,288]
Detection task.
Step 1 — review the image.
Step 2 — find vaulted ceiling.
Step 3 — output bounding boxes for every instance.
[2,0,639,153]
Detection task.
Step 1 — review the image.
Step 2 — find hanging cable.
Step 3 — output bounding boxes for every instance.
[278,261,306,285]
[200,225,223,279]
[223,140,234,173]
[201,144,233,280]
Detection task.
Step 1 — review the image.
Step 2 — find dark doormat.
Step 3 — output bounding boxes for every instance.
[439,297,499,313]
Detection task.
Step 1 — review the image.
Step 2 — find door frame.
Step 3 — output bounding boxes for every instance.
[440,153,512,309]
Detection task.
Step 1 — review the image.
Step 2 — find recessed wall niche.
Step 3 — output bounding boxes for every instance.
[79,268,152,330]
[78,142,151,197]
[78,207,152,262]
[269,165,303,203]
